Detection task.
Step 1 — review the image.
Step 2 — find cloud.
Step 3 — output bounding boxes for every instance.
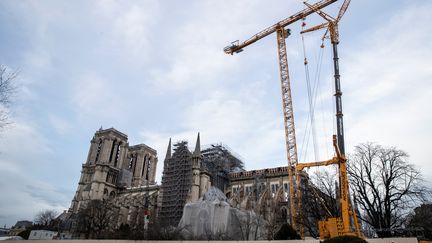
[22,48,52,71]
[147,0,298,93]
[71,73,122,122]
[48,114,73,135]
[113,2,160,54]
[0,171,68,225]
[0,121,69,226]
[140,77,288,183]
[1,0,431,228]
[0,122,52,167]
[88,0,161,65]
[342,3,432,182]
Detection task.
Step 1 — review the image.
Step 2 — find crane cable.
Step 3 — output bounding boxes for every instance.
[299,20,315,162]
[299,35,335,218]
[299,19,324,162]
[316,38,331,159]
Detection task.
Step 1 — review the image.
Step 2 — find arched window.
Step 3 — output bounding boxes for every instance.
[114,142,122,167]
[95,139,103,163]
[109,139,117,163]
[146,158,152,180]
[128,154,137,174]
[109,191,116,199]
[141,155,148,177]
[128,156,134,170]
[133,155,137,174]
[103,188,109,200]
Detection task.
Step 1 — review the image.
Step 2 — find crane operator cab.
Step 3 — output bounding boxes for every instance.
[224,40,243,54]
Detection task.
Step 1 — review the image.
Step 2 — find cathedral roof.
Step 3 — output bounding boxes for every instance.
[95,127,128,140]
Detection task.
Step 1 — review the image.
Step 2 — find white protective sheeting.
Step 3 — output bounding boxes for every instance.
[178,187,265,240]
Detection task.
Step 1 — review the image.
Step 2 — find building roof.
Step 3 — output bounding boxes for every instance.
[12,220,32,229]
[95,127,128,140]
[128,143,157,153]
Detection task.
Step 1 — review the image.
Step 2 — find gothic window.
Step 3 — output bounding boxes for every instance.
[128,154,137,174]
[109,191,116,199]
[271,184,275,197]
[146,158,152,180]
[114,142,122,167]
[109,139,117,163]
[95,139,103,163]
[112,173,118,184]
[128,156,134,170]
[271,184,279,197]
[146,157,152,180]
[283,183,288,191]
[103,188,109,200]
[281,207,288,220]
[106,170,118,185]
[141,155,148,177]
[233,186,239,194]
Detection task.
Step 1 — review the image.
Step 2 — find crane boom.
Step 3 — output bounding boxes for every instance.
[223,0,339,233]
[223,0,338,55]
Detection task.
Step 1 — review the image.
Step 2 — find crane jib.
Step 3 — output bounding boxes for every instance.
[223,0,338,54]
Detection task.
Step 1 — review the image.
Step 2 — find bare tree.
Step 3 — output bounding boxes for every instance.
[231,210,262,240]
[0,65,18,130]
[76,200,116,239]
[34,209,58,226]
[348,143,430,237]
[311,169,339,216]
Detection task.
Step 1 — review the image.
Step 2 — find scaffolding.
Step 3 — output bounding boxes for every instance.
[159,141,193,227]
[201,144,245,192]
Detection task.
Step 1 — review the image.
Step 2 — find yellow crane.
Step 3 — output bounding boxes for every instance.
[295,0,362,239]
[300,0,351,156]
[224,0,338,233]
[295,136,362,239]
[224,0,364,240]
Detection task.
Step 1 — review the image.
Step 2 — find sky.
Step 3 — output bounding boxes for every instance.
[0,0,431,227]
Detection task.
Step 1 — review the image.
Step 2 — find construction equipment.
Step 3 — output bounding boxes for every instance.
[301,0,351,155]
[224,0,338,233]
[224,0,363,239]
[296,136,362,239]
[295,0,363,238]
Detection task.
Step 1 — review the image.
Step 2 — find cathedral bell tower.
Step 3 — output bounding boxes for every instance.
[190,133,202,202]
[70,128,128,213]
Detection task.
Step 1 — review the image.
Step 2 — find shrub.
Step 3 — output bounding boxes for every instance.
[322,235,367,243]
[274,223,301,240]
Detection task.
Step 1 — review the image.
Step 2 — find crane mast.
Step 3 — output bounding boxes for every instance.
[276,26,299,230]
[224,0,338,233]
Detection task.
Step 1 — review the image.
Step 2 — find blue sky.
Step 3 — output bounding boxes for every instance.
[0,0,431,227]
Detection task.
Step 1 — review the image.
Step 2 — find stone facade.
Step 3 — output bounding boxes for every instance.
[68,128,327,238]
[69,127,159,228]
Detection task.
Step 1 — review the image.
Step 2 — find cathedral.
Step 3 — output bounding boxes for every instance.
[67,127,328,238]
